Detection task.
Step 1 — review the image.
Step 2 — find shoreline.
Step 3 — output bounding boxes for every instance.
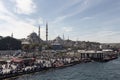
[0,52,118,80]
[0,59,91,80]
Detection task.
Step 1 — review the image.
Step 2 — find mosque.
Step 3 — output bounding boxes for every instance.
[21,23,48,44]
[21,22,64,50]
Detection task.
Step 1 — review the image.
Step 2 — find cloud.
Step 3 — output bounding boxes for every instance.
[102,18,120,26]
[51,16,67,24]
[0,0,45,39]
[38,18,44,25]
[57,0,103,24]
[51,0,96,24]
[67,0,91,17]
[12,0,36,14]
[81,16,94,21]
[25,18,36,25]
[25,17,44,26]
[78,30,120,43]
[62,27,73,32]
[0,13,37,38]
[54,0,83,14]
[0,0,8,13]
[0,0,120,43]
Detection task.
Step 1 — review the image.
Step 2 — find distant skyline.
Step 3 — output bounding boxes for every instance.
[0,0,120,43]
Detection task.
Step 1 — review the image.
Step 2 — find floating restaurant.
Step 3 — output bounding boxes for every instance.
[77,49,118,61]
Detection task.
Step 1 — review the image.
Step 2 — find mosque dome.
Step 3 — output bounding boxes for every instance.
[27,32,42,44]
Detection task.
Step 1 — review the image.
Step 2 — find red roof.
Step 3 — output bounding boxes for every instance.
[11,58,35,63]
[12,58,23,63]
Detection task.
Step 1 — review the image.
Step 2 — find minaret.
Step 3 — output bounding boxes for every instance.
[63,34,64,40]
[11,33,13,38]
[46,22,48,41]
[38,25,40,39]
[63,34,65,45]
[68,36,69,40]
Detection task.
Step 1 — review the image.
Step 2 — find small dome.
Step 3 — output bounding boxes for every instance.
[29,32,38,37]
[54,36,63,42]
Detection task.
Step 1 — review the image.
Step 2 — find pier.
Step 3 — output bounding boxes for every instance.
[70,49,119,62]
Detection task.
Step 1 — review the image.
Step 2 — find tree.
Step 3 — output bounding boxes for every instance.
[22,44,30,51]
[0,36,21,50]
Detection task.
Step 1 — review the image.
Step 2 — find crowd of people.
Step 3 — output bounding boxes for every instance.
[0,55,90,79]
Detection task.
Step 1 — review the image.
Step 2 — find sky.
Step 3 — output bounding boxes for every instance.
[0,0,120,43]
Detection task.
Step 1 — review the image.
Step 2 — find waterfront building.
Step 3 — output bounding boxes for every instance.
[51,42,63,50]
[21,38,30,45]
[51,36,64,50]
